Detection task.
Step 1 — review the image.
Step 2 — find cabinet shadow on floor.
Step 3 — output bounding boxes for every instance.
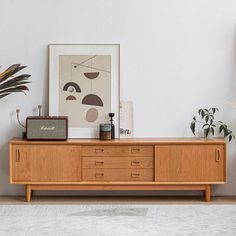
[0,196,235,205]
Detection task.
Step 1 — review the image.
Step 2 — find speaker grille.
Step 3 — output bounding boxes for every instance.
[27,119,67,140]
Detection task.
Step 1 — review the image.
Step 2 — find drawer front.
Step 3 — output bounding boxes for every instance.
[82,146,153,157]
[83,156,153,169]
[83,169,154,181]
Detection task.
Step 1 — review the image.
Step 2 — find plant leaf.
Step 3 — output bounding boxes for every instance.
[210,107,219,114]
[201,110,205,118]
[0,64,20,78]
[203,124,209,128]
[219,125,223,133]
[0,93,10,99]
[0,81,31,90]
[4,64,21,71]
[0,65,27,83]
[224,129,229,137]
[190,122,196,135]
[0,74,31,90]
[211,127,214,135]
[0,86,29,95]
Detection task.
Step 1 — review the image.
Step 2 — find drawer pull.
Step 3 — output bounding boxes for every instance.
[95,148,104,153]
[16,150,20,162]
[131,148,140,153]
[95,161,104,166]
[215,149,221,162]
[131,172,141,178]
[131,161,141,166]
[95,173,104,178]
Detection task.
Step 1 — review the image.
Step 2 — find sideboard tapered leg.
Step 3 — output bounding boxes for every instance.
[205,185,211,202]
[25,185,31,203]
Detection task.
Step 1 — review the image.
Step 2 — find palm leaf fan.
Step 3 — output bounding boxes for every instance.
[0,64,31,99]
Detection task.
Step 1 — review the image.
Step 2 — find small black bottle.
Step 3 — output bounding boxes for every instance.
[109,113,115,139]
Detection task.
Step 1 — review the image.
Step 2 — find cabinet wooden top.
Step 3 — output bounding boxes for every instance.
[10,138,226,145]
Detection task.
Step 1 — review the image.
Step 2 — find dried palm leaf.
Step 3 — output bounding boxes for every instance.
[0,64,31,99]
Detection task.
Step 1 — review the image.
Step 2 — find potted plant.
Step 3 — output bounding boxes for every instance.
[190,108,235,141]
[0,64,30,99]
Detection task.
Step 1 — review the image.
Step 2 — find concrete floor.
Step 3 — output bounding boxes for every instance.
[0,201,236,235]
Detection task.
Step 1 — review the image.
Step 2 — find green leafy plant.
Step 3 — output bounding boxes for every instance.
[190,108,235,142]
[0,64,31,99]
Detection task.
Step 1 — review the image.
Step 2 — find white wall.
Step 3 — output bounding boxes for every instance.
[1,0,236,196]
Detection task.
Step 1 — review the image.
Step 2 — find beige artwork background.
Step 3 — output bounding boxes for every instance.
[59,55,111,128]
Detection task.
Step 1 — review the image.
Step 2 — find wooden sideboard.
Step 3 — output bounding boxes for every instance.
[9,138,226,202]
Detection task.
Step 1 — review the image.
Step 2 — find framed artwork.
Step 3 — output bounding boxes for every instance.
[49,44,120,138]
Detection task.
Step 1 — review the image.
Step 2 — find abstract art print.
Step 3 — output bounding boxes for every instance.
[49,44,120,138]
[59,55,111,127]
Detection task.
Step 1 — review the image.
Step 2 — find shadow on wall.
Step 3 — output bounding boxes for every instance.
[221,30,236,196]
[232,157,236,191]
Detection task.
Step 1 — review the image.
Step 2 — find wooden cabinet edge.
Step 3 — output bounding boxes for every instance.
[9,181,227,185]
[9,138,226,146]
[224,143,227,182]
[9,143,13,184]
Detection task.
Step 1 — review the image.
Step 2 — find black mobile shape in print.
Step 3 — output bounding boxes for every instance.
[82,94,104,107]
[63,82,81,93]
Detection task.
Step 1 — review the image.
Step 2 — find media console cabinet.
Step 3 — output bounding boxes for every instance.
[9,138,226,202]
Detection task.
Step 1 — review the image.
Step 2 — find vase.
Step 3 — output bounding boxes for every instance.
[201,129,213,140]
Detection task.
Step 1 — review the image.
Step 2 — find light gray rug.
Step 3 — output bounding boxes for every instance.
[0,204,235,236]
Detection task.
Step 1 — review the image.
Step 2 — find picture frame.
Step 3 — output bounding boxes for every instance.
[49,44,120,138]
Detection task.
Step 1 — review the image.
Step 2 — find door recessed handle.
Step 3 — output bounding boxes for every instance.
[215,149,221,162]
[16,150,20,162]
